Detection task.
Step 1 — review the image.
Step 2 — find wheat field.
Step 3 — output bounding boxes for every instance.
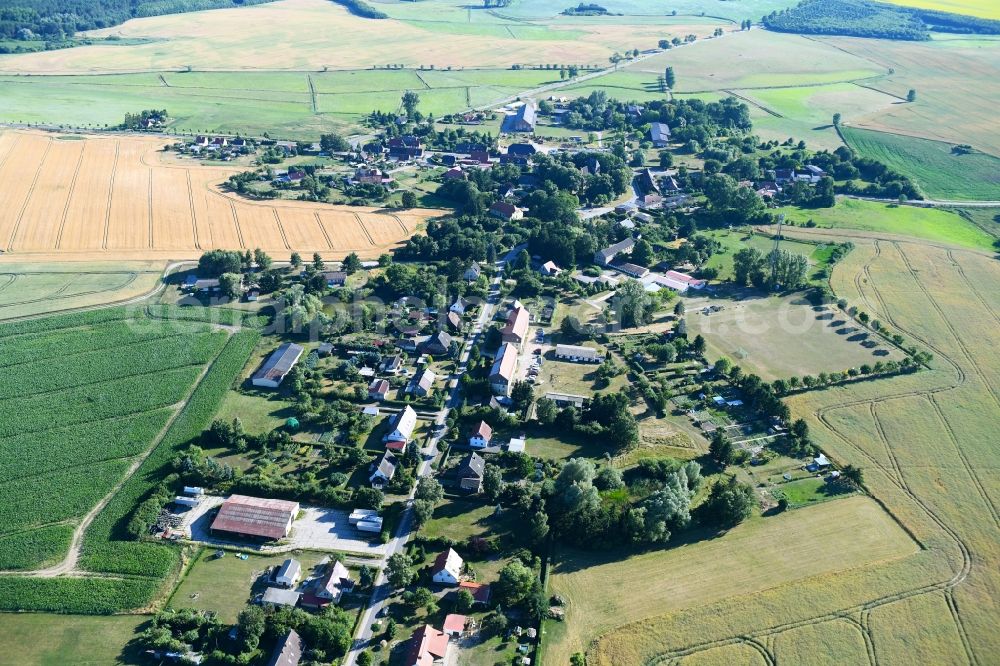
[0,130,436,260]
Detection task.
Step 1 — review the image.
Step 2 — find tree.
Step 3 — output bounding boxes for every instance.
[616,278,652,329]
[415,477,444,504]
[483,464,503,502]
[357,652,373,666]
[703,475,755,527]
[481,612,508,636]
[511,380,535,415]
[832,112,841,126]
[632,239,654,267]
[402,90,420,118]
[664,66,676,89]
[386,553,415,589]
[709,431,734,466]
[692,334,706,355]
[313,252,325,270]
[198,249,242,277]
[454,589,475,613]
[413,499,435,525]
[496,560,536,607]
[354,487,384,510]
[237,605,265,652]
[401,190,418,208]
[594,466,624,490]
[529,509,550,544]
[535,397,557,425]
[320,133,350,152]
[253,248,272,271]
[219,272,242,300]
[404,586,436,612]
[343,252,362,275]
[290,252,302,269]
[906,89,916,102]
[673,300,685,316]
[841,464,864,488]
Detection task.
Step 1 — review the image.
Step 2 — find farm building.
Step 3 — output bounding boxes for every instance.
[266,628,303,666]
[545,392,587,408]
[458,581,491,606]
[614,262,649,279]
[262,587,301,609]
[210,495,300,541]
[443,614,468,638]
[650,122,671,147]
[507,435,526,453]
[432,548,464,585]
[275,558,302,588]
[595,238,636,266]
[555,344,602,363]
[384,405,418,449]
[252,343,305,388]
[490,342,519,396]
[456,452,486,492]
[504,103,537,133]
[405,624,450,666]
[501,306,530,346]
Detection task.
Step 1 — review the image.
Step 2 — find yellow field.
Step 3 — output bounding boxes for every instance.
[881,0,1000,20]
[0,130,436,260]
[0,0,723,74]
[580,234,1000,665]
[545,496,918,665]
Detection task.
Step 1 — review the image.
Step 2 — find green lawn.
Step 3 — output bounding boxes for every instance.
[0,613,147,665]
[215,389,295,435]
[702,229,825,283]
[772,477,856,508]
[777,197,998,251]
[842,126,1000,201]
[168,549,332,623]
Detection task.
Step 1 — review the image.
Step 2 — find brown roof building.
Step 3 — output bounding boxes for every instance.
[405,624,450,666]
[501,306,530,346]
[210,495,300,541]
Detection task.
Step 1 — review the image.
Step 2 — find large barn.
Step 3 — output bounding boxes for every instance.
[210,494,300,541]
[252,343,304,388]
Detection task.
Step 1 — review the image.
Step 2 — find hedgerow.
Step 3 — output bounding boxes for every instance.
[80,330,260,579]
[0,410,172,484]
[0,576,163,615]
[0,524,75,571]
[0,331,227,400]
[0,365,201,439]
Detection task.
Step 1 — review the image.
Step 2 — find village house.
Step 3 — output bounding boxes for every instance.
[501,305,530,346]
[614,262,650,279]
[555,344,602,363]
[388,136,424,160]
[443,167,466,181]
[490,342,518,396]
[449,297,472,316]
[458,581,491,606]
[469,421,493,448]
[405,625,450,666]
[381,354,404,375]
[301,560,354,608]
[540,260,562,276]
[595,237,636,266]
[446,311,462,332]
[456,452,485,492]
[355,168,391,186]
[323,271,347,288]
[422,331,453,356]
[369,451,397,488]
[411,369,436,397]
[384,405,418,450]
[432,548,464,585]
[650,122,671,147]
[368,378,390,401]
[507,435,526,453]
[489,201,523,221]
[506,142,540,158]
[463,261,482,282]
[265,629,303,666]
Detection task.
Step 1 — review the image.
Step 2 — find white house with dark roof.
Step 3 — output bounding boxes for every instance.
[384,405,418,450]
[650,122,671,147]
[469,421,493,448]
[432,548,464,585]
[594,238,636,266]
[370,451,397,488]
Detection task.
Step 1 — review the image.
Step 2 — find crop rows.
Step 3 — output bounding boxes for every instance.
[0,458,132,536]
[0,318,212,369]
[0,365,200,439]
[80,330,260,579]
[0,410,172,484]
[0,330,226,400]
[0,576,163,615]
[146,303,269,329]
[0,524,75,571]
[0,305,130,339]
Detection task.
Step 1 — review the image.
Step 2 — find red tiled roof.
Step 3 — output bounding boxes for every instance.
[405,625,449,666]
[472,420,493,440]
[444,614,467,634]
[459,581,491,604]
[501,306,529,342]
[210,495,299,540]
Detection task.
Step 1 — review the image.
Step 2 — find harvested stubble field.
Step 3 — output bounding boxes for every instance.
[573,237,1000,665]
[0,130,436,260]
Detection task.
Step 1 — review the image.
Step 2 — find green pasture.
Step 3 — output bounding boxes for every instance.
[842,126,1000,201]
[0,613,147,665]
[777,198,998,251]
